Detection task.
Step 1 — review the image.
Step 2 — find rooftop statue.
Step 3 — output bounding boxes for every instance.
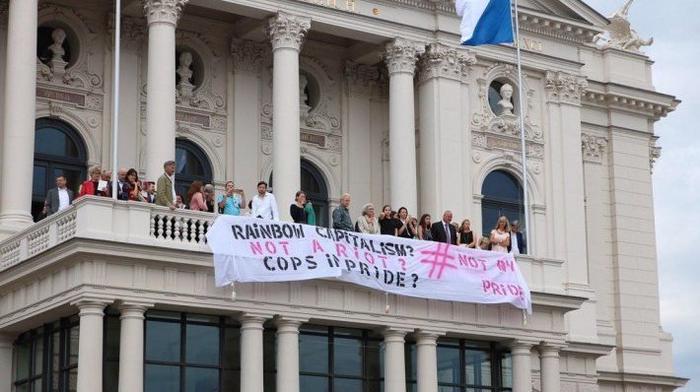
[594,0,653,53]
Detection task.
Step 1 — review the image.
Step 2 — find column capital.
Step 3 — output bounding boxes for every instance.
[510,340,535,354]
[382,327,410,342]
[414,329,444,346]
[142,0,188,26]
[544,70,587,105]
[274,315,308,331]
[384,38,421,76]
[581,133,608,164]
[231,38,267,73]
[71,298,112,316]
[240,312,273,329]
[418,43,475,83]
[539,343,565,357]
[266,12,311,52]
[118,301,153,320]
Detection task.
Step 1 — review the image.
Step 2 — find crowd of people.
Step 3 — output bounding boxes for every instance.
[43,160,526,255]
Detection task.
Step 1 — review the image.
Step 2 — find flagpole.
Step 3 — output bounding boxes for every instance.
[512,0,530,242]
[111,0,121,200]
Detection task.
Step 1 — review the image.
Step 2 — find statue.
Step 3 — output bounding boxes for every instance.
[176,51,195,103]
[600,0,653,53]
[497,83,514,116]
[299,73,311,120]
[48,28,68,79]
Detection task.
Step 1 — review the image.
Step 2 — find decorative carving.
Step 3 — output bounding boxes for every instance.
[384,38,421,76]
[266,12,311,51]
[649,137,661,172]
[175,31,226,112]
[142,0,188,26]
[594,0,653,53]
[417,42,475,83]
[344,61,379,97]
[299,73,312,120]
[230,38,266,73]
[581,133,608,163]
[121,16,147,49]
[544,71,587,105]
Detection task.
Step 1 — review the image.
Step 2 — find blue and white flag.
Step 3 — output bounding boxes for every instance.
[456,0,514,46]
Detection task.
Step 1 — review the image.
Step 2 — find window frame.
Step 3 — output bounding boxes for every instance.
[436,339,512,392]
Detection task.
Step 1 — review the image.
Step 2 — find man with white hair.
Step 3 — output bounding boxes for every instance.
[332,193,353,231]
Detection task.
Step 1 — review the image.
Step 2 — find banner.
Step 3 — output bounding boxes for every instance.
[206,216,532,313]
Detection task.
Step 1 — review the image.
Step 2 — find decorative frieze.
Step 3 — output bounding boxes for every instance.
[581,133,608,163]
[544,71,588,105]
[417,42,475,83]
[266,12,311,51]
[384,38,421,76]
[344,61,379,97]
[142,0,188,26]
[231,38,267,73]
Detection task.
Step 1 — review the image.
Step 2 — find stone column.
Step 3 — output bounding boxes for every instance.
[74,300,110,392]
[383,328,408,392]
[118,302,152,392]
[0,0,39,233]
[511,341,533,392]
[415,331,440,392]
[143,0,188,181]
[267,13,310,220]
[539,345,561,392]
[240,314,269,392]
[117,18,146,170]
[275,317,306,392]
[385,38,420,213]
[417,43,474,218]
[0,333,14,392]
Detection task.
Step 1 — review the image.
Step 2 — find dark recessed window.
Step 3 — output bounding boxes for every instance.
[175,139,213,204]
[436,339,512,392]
[481,170,524,238]
[269,159,329,227]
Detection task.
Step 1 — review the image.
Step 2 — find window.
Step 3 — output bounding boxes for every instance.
[175,139,213,204]
[436,340,512,392]
[13,315,80,392]
[481,170,524,238]
[32,119,87,221]
[299,325,383,392]
[144,311,242,392]
[269,160,330,227]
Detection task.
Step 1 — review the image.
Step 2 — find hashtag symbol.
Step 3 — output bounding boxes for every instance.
[419,243,457,279]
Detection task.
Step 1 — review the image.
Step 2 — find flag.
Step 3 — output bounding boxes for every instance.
[456,0,514,46]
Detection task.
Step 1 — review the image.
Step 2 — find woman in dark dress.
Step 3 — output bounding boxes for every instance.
[290,190,307,224]
[396,207,416,239]
[378,205,398,236]
[417,214,433,241]
[457,219,476,248]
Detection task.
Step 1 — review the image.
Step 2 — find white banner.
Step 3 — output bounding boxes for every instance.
[206,216,532,313]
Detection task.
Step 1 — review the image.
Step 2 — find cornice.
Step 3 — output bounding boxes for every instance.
[582,81,680,120]
[597,371,688,388]
[517,9,601,44]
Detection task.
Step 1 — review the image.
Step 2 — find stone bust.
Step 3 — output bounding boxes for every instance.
[497,83,514,116]
[49,28,67,62]
[177,51,194,86]
[299,73,311,118]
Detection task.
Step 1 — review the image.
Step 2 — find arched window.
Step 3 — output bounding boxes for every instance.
[269,160,330,227]
[175,139,213,202]
[32,118,87,221]
[481,170,524,236]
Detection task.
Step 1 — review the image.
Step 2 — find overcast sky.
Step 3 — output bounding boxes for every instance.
[582,1,700,390]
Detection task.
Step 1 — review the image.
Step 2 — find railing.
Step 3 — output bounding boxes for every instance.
[0,197,566,294]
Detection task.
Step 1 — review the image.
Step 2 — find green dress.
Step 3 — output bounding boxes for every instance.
[304,202,316,226]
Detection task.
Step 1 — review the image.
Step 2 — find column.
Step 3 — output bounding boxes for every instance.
[275,317,306,392]
[385,38,419,213]
[143,0,188,181]
[0,0,39,232]
[240,314,269,392]
[118,302,152,392]
[415,331,439,392]
[230,39,266,195]
[267,13,310,220]
[0,333,14,392]
[383,328,407,392]
[74,300,110,392]
[511,341,532,392]
[117,18,146,170]
[539,345,561,392]
[417,43,473,217]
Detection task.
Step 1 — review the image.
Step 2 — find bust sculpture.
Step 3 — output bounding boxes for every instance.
[176,51,195,102]
[48,28,68,79]
[299,73,311,119]
[497,83,514,116]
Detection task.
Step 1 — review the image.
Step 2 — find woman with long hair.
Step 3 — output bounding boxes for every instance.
[187,181,208,211]
[396,207,417,239]
[489,216,511,253]
[122,168,145,202]
[417,214,432,240]
[378,204,398,236]
[290,190,308,224]
[457,219,476,248]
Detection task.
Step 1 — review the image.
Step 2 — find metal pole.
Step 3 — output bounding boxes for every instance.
[111,0,121,200]
[512,0,531,242]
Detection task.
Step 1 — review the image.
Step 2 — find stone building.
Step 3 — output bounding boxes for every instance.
[0,0,687,391]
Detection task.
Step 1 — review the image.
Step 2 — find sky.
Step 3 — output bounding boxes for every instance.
[582,0,700,390]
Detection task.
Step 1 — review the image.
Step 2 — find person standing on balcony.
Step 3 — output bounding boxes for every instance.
[356,203,380,235]
[203,184,216,213]
[116,168,129,201]
[44,175,74,216]
[489,216,511,253]
[188,181,208,211]
[122,168,145,202]
[78,165,108,198]
[156,160,177,209]
[508,220,527,255]
[290,190,308,224]
[430,210,457,245]
[332,193,353,231]
[251,181,279,220]
[218,181,246,216]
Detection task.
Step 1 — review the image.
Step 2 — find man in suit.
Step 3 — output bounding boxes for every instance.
[508,220,527,255]
[116,168,129,200]
[155,160,177,209]
[430,210,457,245]
[43,176,74,216]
